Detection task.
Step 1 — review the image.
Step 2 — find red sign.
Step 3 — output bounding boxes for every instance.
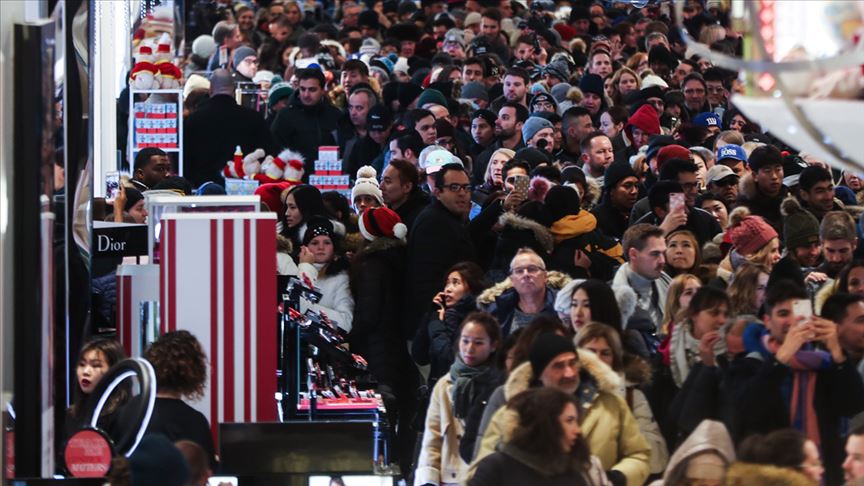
[64,429,113,478]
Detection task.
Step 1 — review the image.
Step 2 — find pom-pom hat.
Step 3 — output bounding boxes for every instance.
[351,166,384,207]
[359,207,408,241]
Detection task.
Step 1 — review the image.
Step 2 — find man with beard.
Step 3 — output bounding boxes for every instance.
[815,211,857,280]
[472,102,528,185]
[490,67,530,112]
[580,132,614,186]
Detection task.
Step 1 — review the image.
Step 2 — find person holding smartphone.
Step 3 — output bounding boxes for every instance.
[728,281,864,485]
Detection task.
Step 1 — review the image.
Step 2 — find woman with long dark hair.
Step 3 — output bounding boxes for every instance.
[66,338,127,439]
[669,287,730,387]
[468,387,595,486]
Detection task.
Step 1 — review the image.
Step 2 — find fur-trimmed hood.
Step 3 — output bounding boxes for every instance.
[582,177,602,209]
[622,353,653,386]
[353,235,405,258]
[498,211,554,253]
[502,348,622,402]
[723,462,816,486]
[738,172,790,202]
[477,270,572,305]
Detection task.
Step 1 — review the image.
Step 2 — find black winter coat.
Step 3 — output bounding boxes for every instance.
[270,94,342,178]
[183,95,275,186]
[412,295,478,386]
[404,200,477,340]
[393,190,430,237]
[726,353,864,485]
[348,237,416,384]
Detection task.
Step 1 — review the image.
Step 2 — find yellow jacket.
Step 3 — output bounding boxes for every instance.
[470,350,651,486]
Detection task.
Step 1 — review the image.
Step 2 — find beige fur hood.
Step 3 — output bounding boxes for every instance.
[477,271,572,305]
[502,348,623,402]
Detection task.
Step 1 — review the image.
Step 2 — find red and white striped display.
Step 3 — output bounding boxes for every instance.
[116,264,160,358]
[159,212,279,435]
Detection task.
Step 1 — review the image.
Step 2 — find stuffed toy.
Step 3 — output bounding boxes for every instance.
[154,33,182,89]
[259,148,305,183]
[222,146,267,180]
[130,45,160,90]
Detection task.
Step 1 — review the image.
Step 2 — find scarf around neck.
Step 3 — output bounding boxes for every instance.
[759,328,833,447]
[449,356,497,419]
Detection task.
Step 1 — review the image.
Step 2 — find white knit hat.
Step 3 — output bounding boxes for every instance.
[351,166,384,209]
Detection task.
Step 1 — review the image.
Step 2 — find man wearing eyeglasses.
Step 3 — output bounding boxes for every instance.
[404,163,478,341]
[478,248,560,337]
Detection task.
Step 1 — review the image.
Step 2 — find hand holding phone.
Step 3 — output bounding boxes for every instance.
[792,299,813,323]
[105,172,120,202]
[669,192,685,215]
[512,174,530,198]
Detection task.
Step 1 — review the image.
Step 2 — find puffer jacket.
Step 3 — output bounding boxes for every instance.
[548,210,625,281]
[723,462,816,486]
[476,271,571,337]
[470,350,651,486]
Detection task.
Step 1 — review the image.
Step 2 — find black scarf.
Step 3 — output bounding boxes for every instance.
[449,356,498,419]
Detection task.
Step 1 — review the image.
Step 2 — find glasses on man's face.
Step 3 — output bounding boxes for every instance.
[510,265,545,276]
[441,183,473,193]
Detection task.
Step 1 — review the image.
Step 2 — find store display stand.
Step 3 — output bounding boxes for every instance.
[127,88,183,175]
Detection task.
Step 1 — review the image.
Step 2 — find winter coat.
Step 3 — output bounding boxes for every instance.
[301,263,354,333]
[725,328,864,486]
[471,351,652,486]
[736,173,788,236]
[723,462,817,486]
[394,190,431,238]
[476,271,571,337]
[404,200,477,340]
[469,444,596,486]
[647,419,734,486]
[415,367,504,486]
[591,199,632,242]
[412,295,478,386]
[349,237,416,382]
[183,94,275,186]
[485,212,555,283]
[270,93,343,178]
[612,263,671,331]
[548,210,625,281]
[617,354,669,475]
[633,207,723,248]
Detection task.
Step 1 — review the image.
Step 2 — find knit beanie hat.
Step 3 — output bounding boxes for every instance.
[120,187,143,212]
[371,55,396,75]
[550,83,572,103]
[529,333,577,380]
[434,118,455,138]
[544,59,571,83]
[530,92,558,112]
[543,185,581,224]
[461,81,489,102]
[727,207,778,256]
[514,147,551,168]
[521,116,553,143]
[471,109,496,127]
[302,215,337,245]
[232,46,257,69]
[351,166,384,207]
[416,88,448,108]
[130,435,189,486]
[578,73,605,98]
[397,82,424,109]
[191,35,216,59]
[358,206,408,241]
[603,162,637,193]
[627,104,661,139]
[657,144,692,169]
[782,197,820,249]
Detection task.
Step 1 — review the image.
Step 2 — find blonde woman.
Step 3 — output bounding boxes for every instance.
[608,67,642,107]
[716,207,781,283]
[661,273,702,338]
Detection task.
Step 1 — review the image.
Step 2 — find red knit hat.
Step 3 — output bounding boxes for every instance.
[727,214,777,256]
[627,104,661,141]
[358,207,408,242]
[657,144,691,167]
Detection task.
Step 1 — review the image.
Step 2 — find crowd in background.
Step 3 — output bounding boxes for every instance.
[94,0,864,485]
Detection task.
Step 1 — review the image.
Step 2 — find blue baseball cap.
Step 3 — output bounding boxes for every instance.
[716,144,747,163]
[694,112,722,128]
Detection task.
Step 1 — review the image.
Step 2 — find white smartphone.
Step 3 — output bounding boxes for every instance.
[792,299,813,322]
[105,172,120,202]
[207,477,238,486]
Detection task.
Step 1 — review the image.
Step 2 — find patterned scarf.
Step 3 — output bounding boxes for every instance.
[760,330,833,446]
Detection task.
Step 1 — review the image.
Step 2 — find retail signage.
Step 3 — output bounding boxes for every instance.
[63,429,113,478]
[93,222,148,257]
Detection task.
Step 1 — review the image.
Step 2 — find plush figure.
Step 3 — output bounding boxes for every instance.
[222,146,267,180]
[130,44,160,90]
[153,34,182,89]
[259,148,305,183]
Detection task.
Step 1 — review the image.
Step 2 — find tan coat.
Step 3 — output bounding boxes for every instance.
[415,374,466,486]
[470,350,651,486]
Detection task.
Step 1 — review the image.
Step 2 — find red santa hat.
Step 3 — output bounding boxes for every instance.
[255,182,294,214]
[130,61,158,79]
[358,207,408,242]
